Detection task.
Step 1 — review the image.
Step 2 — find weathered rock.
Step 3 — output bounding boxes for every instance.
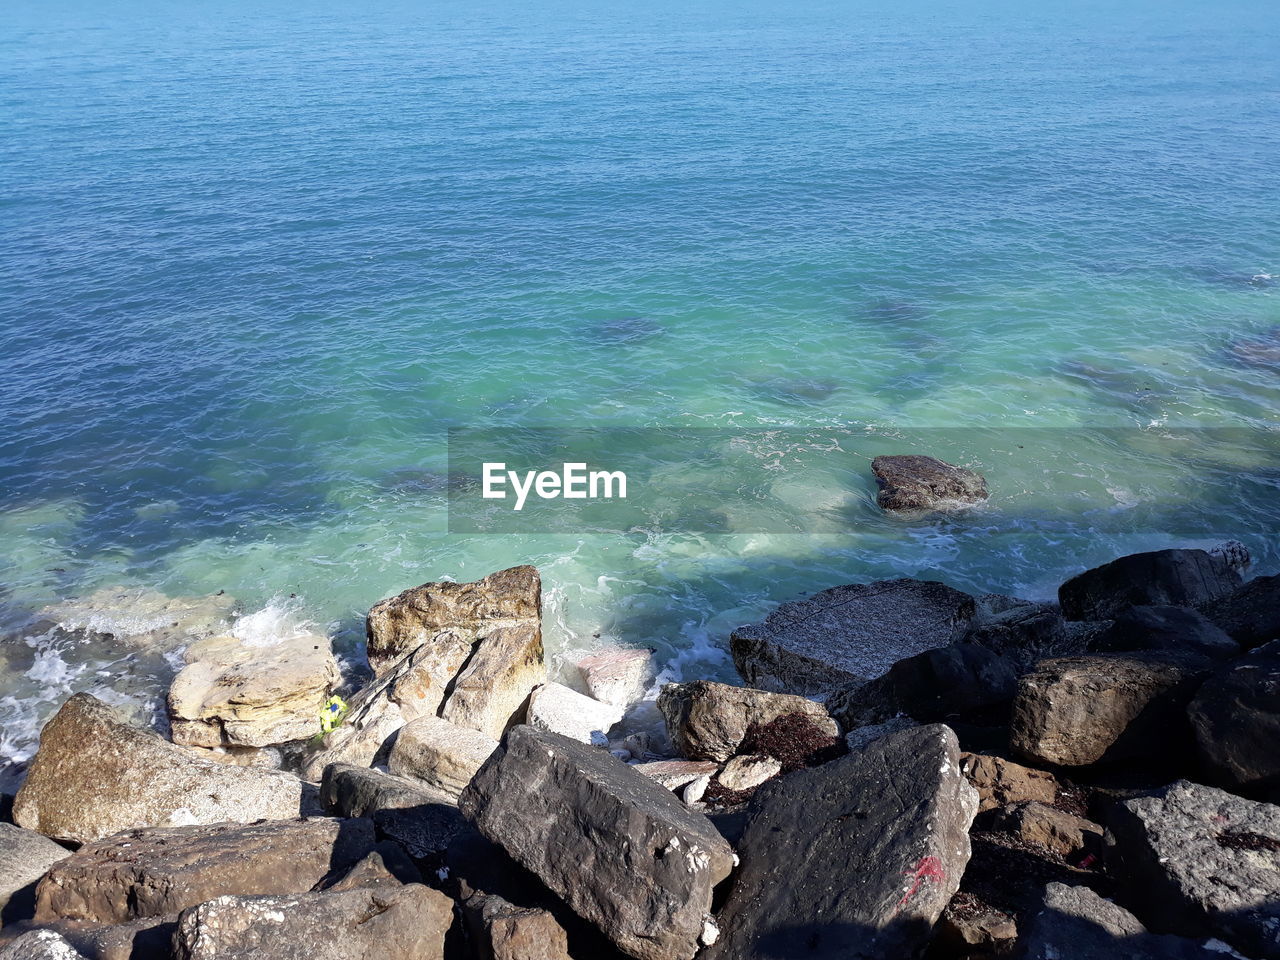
[1058,549,1241,621]
[0,930,87,960]
[731,579,976,695]
[704,724,978,960]
[827,641,1018,729]
[715,754,780,792]
[465,892,573,960]
[577,648,652,707]
[933,893,1017,953]
[438,621,544,740]
[656,680,838,762]
[1188,640,1280,793]
[0,823,68,926]
[871,454,988,512]
[960,753,1059,813]
[992,801,1103,858]
[459,726,735,960]
[632,760,720,792]
[34,818,374,924]
[1209,540,1251,573]
[1010,655,1204,767]
[50,916,176,960]
[1198,573,1280,650]
[526,682,623,745]
[325,842,420,890]
[319,763,466,861]
[845,717,919,752]
[1091,605,1239,663]
[964,597,1069,669]
[1108,780,1280,958]
[366,565,541,675]
[168,631,340,748]
[387,715,498,800]
[172,883,454,960]
[13,694,315,843]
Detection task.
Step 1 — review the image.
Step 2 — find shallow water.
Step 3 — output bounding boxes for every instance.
[1,0,1278,783]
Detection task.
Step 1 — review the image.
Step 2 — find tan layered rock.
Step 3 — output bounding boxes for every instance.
[438,621,544,740]
[387,715,499,800]
[167,632,340,748]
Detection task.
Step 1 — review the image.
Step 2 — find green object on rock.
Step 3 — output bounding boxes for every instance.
[320,695,349,734]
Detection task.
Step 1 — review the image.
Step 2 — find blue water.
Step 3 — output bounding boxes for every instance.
[1,0,1278,777]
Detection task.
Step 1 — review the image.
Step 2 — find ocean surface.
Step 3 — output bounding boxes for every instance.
[2,0,1278,785]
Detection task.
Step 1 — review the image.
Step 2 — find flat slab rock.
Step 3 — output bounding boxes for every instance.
[459,725,734,960]
[657,680,837,762]
[1108,779,1280,959]
[703,723,979,960]
[731,579,977,695]
[1058,549,1241,621]
[871,454,988,512]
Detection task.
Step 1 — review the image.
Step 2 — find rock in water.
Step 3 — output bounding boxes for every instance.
[167,631,340,748]
[1058,549,1241,621]
[172,884,454,960]
[1108,780,1280,959]
[656,680,838,762]
[1010,655,1204,767]
[1188,639,1280,794]
[1198,573,1280,650]
[703,724,978,960]
[365,565,541,675]
[34,818,374,924]
[458,726,734,960]
[731,579,976,695]
[387,715,499,800]
[13,694,315,843]
[0,823,69,925]
[871,454,988,512]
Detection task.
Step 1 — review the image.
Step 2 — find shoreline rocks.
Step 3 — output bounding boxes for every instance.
[871,454,988,513]
[656,680,837,763]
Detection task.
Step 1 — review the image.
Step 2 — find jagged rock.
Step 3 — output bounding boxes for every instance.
[703,724,978,960]
[365,565,541,675]
[1058,549,1241,621]
[172,883,454,960]
[960,753,1059,813]
[0,823,69,925]
[1198,574,1280,650]
[0,930,87,960]
[632,760,721,792]
[319,764,466,861]
[656,680,838,762]
[36,588,237,653]
[438,621,544,740]
[933,893,1016,953]
[387,715,498,800]
[459,726,735,960]
[577,648,652,707]
[526,682,623,745]
[1108,780,1280,958]
[992,801,1103,858]
[964,597,1069,669]
[464,892,573,960]
[715,754,780,792]
[827,641,1018,729]
[731,579,976,695]
[13,694,315,843]
[871,454,988,512]
[1010,655,1204,767]
[49,916,176,960]
[34,818,374,924]
[1209,540,1251,573]
[167,631,340,748]
[1188,640,1280,793]
[1091,606,1239,662]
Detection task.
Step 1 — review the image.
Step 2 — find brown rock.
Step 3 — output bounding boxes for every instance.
[656,680,837,762]
[465,892,573,960]
[387,715,499,800]
[871,454,988,512]
[960,753,1059,813]
[714,754,780,792]
[632,760,721,792]
[934,892,1017,952]
[438,621,544,740]
[993,801,1103,858]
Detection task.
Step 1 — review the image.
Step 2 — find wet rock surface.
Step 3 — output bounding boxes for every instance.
[871,454,989,512]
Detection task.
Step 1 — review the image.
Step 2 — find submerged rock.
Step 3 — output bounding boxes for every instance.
[1058,549,1241,621]
[1188,640,1280,794]
[35,588,237,653]
[13,694,315,843]
[730,579,976,695]
[459,726,734,960]
[656,680,837,763]
[871,454,988,512]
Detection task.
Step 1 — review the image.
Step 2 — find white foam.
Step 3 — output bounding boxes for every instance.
[231,597,314,648]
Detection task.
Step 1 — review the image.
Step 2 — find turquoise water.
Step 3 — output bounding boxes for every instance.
[1,0,1278,778]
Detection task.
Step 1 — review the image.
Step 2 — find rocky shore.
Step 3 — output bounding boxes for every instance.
[1,538,1278,959]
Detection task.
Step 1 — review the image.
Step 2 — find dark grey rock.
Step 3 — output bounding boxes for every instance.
[1058,549,1241,621]
[0,930,86,960]
[459,726,734,960]
[1209,540,1251,573]
[324,841,421,891]
[0,823,69,926]
[871,454,988,512]
[731,579,976,695]
[1198,574,1280,650]
[702,724,978,960]
[1092,606,1239,662]
[655,680,837,762]
[319,763,466,861]
[1188,640,1280,794]
[1108,780,1280,959]
[964,598,1069,669]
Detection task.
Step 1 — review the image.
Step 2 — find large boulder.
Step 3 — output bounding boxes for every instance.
[870,454,988,512]
[1010,655,1204,767]
[167,631,340,748]
[963,597,1069,669]
[1091,606,1239,662]
[459,726,735,960]
[464,892,573,960]
[387,715,499,800]
[1058,549,1241,621]
[437,621,544,740]
[0,823,69,925]
[365,565,541,675]
[1188,640,1280,793]
[526,682,624,745]
[13,694,315,843]
[34,818,374,924]
[656,680,837,762]
[1108,780,1280,959]
[960,753,1059,813]
[703,724,978,960]
[319,763,467,861]
[172,883,454,960]
[1198,573,1280,650]
[730,579,977,695]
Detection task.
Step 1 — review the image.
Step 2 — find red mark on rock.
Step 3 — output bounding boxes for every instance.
[896,856,947,910]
